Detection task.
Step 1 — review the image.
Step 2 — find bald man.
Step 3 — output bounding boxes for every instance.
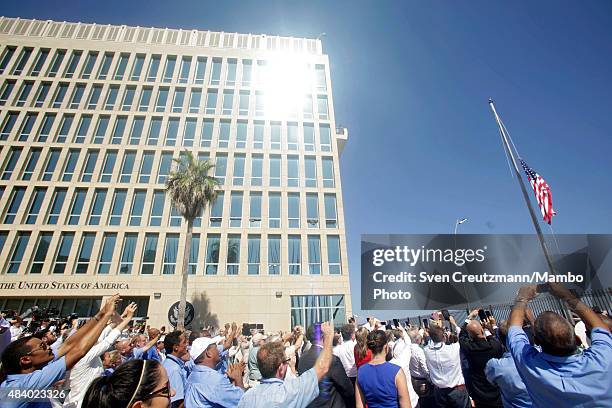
[458,310,504,408]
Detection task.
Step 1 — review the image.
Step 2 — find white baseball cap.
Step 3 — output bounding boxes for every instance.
[189,337,216,361]
[251,333,268,344]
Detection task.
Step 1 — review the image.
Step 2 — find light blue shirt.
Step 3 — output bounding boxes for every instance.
[485,351,532,408]
[163,354,189,403]
[507,326,612,408]
[185,364,244,408]
[237,368,319,408]
[0,356,66,408]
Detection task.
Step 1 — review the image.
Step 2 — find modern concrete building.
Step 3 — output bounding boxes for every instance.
[0,16,351,331]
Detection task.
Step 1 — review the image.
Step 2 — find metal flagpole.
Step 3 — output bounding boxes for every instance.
[488,99,567,316]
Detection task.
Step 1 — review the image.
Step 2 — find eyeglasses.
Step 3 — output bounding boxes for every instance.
[142,381,171,402]
[25,341,49,356]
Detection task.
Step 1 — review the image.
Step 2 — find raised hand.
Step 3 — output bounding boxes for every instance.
[122,302,138,320]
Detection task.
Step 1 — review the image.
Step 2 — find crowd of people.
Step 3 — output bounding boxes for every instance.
[0,282,611,408]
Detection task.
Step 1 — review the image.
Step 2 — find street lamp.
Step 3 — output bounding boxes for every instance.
[454,218,468,235]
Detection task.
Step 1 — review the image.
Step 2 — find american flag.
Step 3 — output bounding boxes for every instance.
[520,159,556,224]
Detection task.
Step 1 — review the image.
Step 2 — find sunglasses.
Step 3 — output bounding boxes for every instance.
[25,341,49,356]
[142,381,171,402]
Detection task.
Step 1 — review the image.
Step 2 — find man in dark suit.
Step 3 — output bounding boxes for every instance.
[298,324,355,408]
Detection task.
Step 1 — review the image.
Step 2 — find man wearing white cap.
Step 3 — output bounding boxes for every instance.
[247,332,268,388]
[185,336,246,407]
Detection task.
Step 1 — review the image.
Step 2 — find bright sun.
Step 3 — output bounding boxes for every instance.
[261,54,312,119]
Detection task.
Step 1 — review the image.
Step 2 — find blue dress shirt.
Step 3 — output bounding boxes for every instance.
[507,326,612,408]
[0,356,66,408]
[237,367,319,408]
[144,347,162,362]
[185,364,244,408]
[485,351,532,408]
[163,354,189,403]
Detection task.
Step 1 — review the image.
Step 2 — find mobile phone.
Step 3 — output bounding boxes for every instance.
[441,309,450,321]
[422,318,429,329]
[478,309,488,321]
[393,318,400,328]
[485,310,493,319]
[405,318,411,327]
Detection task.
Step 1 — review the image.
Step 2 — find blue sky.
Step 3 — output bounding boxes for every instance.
[4,1,612,319]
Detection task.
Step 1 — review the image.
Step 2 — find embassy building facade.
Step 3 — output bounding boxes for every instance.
[0,16,351,331]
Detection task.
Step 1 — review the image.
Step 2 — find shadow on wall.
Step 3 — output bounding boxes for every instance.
[189,291,219,330]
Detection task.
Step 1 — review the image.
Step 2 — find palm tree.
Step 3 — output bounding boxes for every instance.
[166,151,219,330]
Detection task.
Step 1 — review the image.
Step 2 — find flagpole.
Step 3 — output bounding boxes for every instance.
[487,99,559,281]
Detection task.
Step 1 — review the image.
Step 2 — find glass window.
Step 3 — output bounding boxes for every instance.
[163,56,176,82]
[109,189,127,225]
[222,90,233,115]
[0,231,7,257]
[16,81,33,107]
[30,49,49,76]
[80,51,98,79]
[230,192,243,227]
[100,150,117,182]
[0,47,16,75]
[317,95,329,120]
[157,152,173,184]
[119,233,138,274]
[268,235,281,275]
[6,232,30,274]
[127,117,144,145]
[56,114,74,142]
[149,191,165,226]
[2,147,22,180]
[30,232,53,274]
[249,192,262,228]
[183,118,196,147]
[62,150,80,182]
[80,150,98,182]
[147,55,161,81]
[0,80,15,105]
[236,121,247,148]
[251,154,263,186]
[232,154,245,186]
[308,235,321,274]
[97,233,116,274]
[22,148,41,180]
[172,88,185,112]
[52,83,68,108]
[18,112,37,141]
[63,50,82,78]
[209,191,224,227]
[155,87,168,112]
[241,60,252,86]
[74,115,92,143]
[238,91,249,116]
[148,117,162,145]
[25,188,46,224]
[33,82,50,107]
[41,149,61,181]
[200,118,213,147]
[86,85,102,109]
[141,233,158,274]
[315,65,327,91]
[304,124,315,151]
[129,191,146,226]
[325,194,338,228]
[131,54,145,81]
[270,122,281,150]
[139,151,154,183]
[36,113,55,142]
[226,234,241,275]
[255,91,265,117]
[205,90,218,114]
[322,157,335,188]
[268,192,281,228]
[305,156,317,187]
[46,188,66,224]
[269,155,281,187]
[288,235,301,275]
[111,116,127,144]
[121,86,136,111]
[88,189,106,225]
[97,52,114,79]
[287,123,299,151]
[306,193,319,228]
[93,116,109,144]
[104,85,119,110]
[179,57,191,83]
[247,235,260,275]
[226,59,237,86]
[163,234,179,274]
[0,112,19,140]
[328,235,341,274]
[253,121,264,149]
[210,58,222,85]
[287,156,299,187]
[214,154,227,184]
[218,120,230,148]
[12,48,32,75]
[139,87,152,111]
[205,234,220,275]
[119,151,136,183]
[288,193,300,228]
[168,206,181,227]
[3,187,26,224]
[53,232,74,274]
[75,233,96,274]
[320,124,332,152]
[114,53,130,80]
[47,49,66,77]
[189,89,201,113]
[165,118,179,146]
[194,57,206,84]
[67,188,87,225]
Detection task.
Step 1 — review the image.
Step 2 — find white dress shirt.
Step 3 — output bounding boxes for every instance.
[390,337,419,408]
[409,344,429,379]
[9,325,23,342]
[333,339,357,378]
[423,341,465,389]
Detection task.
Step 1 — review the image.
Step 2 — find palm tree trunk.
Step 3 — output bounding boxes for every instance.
[177,218,193,331]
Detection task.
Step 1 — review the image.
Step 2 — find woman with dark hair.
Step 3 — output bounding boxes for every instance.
[83,359,173,408]
[354,327,372,368]
[356,330,411,408]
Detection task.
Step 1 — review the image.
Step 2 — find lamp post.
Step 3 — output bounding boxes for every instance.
[454,217,469,311]
[454,218,468,235]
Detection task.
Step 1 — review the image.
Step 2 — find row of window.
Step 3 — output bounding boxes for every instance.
[0,79,331,119]
[0,185,340,230]
[0,46,328,90]
[0,111,334,151]
[290,295,346,329]
[0,230,343,276]
[0,147,336,188]
[0,296,149,319]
